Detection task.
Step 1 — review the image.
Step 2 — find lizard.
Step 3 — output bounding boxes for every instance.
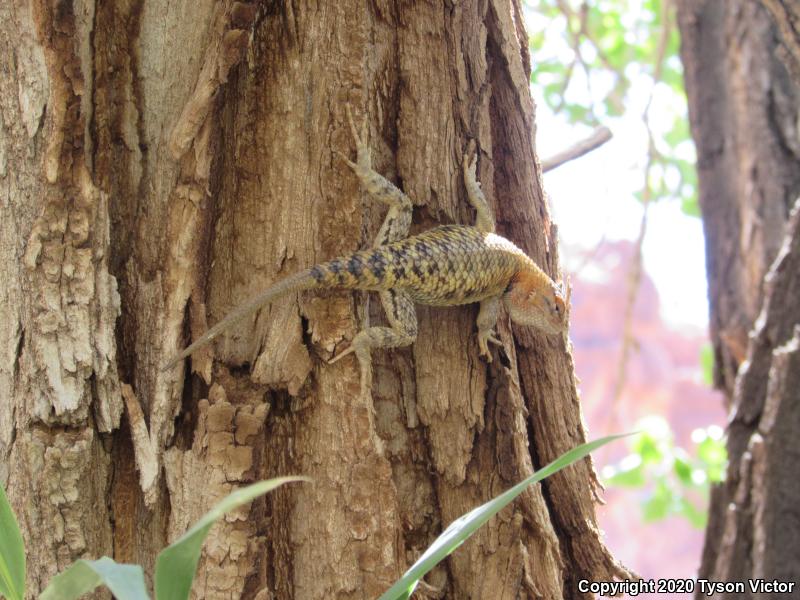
[163,106,569,395]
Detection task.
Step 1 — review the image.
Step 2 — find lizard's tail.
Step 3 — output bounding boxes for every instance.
[161,270,316,371]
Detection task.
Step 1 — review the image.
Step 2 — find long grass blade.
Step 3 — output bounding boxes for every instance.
[379,435,630,600]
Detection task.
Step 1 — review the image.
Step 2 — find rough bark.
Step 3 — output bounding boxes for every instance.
[704,200,800,593]
[677,0,800,595]
[677,0,800,401]
[1,1,626,598]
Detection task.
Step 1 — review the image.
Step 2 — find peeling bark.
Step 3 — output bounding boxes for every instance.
[1,1,625,597]
[702,201,800,594]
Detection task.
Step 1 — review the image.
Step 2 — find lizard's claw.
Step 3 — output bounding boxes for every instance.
[328,344,356,365]
[344,104,365,145]
[334,149,357,170]
[478,330,502,362]
[329,342,373,399]
[343,104,371,172]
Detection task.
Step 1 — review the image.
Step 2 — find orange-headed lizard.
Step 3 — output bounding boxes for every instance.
[164,107,569,394]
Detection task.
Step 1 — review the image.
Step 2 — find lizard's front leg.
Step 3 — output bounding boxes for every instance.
[476,295,503,362]
[338,105,413,246]
[329,290,417,396]
[463,143,496,234]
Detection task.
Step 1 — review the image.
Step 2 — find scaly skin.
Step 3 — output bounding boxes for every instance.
[309,224,529,305]
[164,106,568,395]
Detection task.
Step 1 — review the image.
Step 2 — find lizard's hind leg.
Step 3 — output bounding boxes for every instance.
[337,105,413,246]
[329,290,417,397]
[463,143,495,234]
[476,295,503,362]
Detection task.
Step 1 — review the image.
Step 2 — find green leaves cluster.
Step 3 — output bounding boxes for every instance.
[602,417,726,528]
[527,0,699,216]
[0,436,626,600]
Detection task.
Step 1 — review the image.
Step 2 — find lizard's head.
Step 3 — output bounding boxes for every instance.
[504,270,569,335]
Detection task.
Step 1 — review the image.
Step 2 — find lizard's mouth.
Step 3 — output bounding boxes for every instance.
[505,300,564,335]
[536,316,565,335]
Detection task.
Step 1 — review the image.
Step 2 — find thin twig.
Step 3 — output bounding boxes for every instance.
[541,126,613,172]
[604,0,673,432]
[566,231,609,280]
[607,198,649,422]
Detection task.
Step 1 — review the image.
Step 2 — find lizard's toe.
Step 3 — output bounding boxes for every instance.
[344,104,360,143]
[335,149,357,170]
[329,345,356,365]
[478,329,502,362]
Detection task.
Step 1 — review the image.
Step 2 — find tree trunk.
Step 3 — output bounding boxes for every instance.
[676,0,800,594]
[1,1,627,598]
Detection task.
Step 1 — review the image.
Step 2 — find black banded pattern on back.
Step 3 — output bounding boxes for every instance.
[309,225,528,306]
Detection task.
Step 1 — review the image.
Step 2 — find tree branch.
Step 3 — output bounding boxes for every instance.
[541,126,613,172]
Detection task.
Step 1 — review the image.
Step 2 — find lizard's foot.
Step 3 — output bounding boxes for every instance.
[477,330,502,362]
[328,344,355,365]
[336,104,371,174]
[329,342,373,397]
[462,140,495,233]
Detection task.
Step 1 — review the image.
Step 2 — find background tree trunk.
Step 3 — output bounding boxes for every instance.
[677,0,800,594]
[1,1,627,598]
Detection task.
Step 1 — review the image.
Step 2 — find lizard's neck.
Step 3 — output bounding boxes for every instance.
[513,256,556,291]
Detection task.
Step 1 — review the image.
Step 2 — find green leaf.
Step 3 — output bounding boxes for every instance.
[565,103,592,124]
[154,476,309,600]
[39,558,148,600]
[605,464,646,487]
[529,30,546,52]
[378,435,630,600]
[672,455,693,485]
[663,64,684,93]
[699,344,714,386]
[664,116,690,147]
[697,436,727,482]
[632,433,663,464]
[532,61,567,76]
[679,497,707,529]
[681,196,701,218]
[0,485,25,600]
[642,481,672,522]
